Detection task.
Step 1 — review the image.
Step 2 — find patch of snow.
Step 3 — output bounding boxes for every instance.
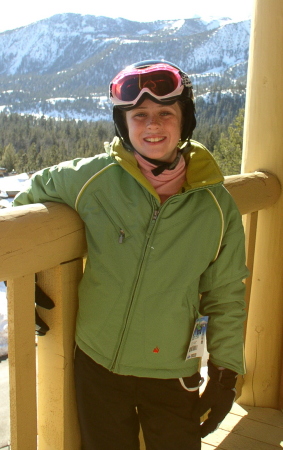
[83,26,95,33]
[169,19,185,30]
[0,173,30,196]
[120,39,140,44]
[200,16,233,29]
[0,199,10,208]
[137,30,149,35]
[46,97,76,104]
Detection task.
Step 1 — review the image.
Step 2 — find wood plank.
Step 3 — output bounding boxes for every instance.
[204,429,281,450]
[202,404,283,449]
[221,415,283,446]
[238,404,283,428]
[202,428,230,448]
[231,402,249,417]
[217,411,246,432]
[201,442,217,449]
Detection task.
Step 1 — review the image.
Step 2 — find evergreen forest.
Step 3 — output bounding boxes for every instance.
[0,100,245,177]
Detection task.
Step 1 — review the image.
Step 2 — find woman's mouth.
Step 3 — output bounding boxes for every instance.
[144,137,166,143]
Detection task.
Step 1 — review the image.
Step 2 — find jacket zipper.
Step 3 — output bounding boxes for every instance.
[110,207,160,371]
[119,229,125,244]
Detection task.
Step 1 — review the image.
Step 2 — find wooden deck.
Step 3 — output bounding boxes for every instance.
[139,402,283,449]
[202,403,283,449]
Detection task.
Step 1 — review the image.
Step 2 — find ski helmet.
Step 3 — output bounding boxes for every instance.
[109,60,196,151]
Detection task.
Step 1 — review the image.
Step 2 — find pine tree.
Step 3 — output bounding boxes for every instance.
[213,109,245,175]
[1,143,16,172]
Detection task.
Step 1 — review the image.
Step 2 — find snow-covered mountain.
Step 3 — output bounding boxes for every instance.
[0,14,250,120]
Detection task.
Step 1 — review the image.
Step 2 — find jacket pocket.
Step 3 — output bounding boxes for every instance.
[92,189,131,243]
[143,290,199,365]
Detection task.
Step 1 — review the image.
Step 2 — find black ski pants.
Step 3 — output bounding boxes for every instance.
[74,346,201,450]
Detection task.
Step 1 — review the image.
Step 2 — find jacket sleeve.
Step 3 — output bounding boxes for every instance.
[198,190,249,374]
[13,158,91,209]
[13,166,67,207]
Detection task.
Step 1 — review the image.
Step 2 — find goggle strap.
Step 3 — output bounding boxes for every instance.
[181,73,192,88]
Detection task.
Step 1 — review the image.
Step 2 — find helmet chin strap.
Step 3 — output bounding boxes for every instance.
[136,149,183,176]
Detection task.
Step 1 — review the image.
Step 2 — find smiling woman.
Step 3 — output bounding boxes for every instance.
[13,59,249,450]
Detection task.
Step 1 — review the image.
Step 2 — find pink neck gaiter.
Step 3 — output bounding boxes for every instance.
[134,151,186,203]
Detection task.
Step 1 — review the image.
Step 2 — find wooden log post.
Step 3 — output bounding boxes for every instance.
[37,261,83,450]
[7,274,37,450]
[239,0,283,408]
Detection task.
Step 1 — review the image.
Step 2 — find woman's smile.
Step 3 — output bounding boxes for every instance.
[144,136,166,143]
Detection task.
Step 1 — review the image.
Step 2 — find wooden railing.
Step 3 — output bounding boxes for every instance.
[0,171,281,450]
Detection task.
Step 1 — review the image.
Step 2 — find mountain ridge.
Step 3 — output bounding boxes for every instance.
[0,13,250,121]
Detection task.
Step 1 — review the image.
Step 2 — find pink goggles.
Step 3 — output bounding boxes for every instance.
[110,63,191,107]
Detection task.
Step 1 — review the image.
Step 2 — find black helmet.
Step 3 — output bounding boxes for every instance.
[110,60,196,151]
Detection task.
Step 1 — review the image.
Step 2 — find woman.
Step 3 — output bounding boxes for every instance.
[14,61,248,450]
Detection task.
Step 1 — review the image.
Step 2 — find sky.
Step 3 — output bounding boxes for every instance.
[1,0,254,33]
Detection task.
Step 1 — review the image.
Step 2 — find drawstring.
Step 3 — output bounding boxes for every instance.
[179,377,204,392]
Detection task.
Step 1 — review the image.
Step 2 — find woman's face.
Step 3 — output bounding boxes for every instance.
[125,98,182,162]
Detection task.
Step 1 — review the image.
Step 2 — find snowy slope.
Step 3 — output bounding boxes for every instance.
[0,15,250,76]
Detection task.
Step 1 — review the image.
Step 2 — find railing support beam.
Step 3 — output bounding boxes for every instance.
[37,260,83,450]
[7,274,37,450]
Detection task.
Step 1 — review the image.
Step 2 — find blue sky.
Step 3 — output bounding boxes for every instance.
[1,0,254,33]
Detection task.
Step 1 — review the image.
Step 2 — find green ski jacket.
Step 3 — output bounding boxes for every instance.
[14,138,248,377]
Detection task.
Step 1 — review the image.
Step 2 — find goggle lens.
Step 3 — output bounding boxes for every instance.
[116,71,179,102]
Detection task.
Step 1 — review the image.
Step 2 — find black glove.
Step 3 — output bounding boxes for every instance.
[199,359,237,438]
[35,283,55,336]
[4,280,55,336]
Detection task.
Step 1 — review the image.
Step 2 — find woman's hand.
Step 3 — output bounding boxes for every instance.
[199,360,237,438]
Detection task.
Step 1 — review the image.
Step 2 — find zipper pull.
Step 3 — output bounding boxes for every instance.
[152,210,159,221]
[119,229,125,244]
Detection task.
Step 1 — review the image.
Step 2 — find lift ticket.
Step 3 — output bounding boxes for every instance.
[186,316,209,360]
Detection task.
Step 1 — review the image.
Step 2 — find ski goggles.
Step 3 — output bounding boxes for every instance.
[110,63,192,107]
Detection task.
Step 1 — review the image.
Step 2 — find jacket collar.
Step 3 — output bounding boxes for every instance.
[107,137,224,198]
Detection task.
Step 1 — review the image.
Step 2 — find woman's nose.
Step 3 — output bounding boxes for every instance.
[146,115,160,127]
